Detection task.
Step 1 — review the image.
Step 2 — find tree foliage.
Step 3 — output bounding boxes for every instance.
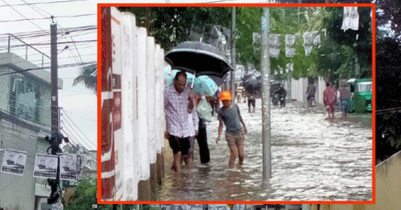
[73,64,97,95]
[375,0,401,163]
[64,177,113,210]
[235,7,261,71]
[119,7,231,51]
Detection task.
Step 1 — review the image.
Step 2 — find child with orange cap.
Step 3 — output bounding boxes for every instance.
[216,91,247,167]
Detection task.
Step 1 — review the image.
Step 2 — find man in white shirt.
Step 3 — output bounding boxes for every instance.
[164,71,195,173]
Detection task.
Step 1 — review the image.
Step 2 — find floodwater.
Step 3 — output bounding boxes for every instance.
[157,100,372,201]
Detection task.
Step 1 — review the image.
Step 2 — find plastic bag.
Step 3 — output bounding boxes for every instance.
[197,97,213,122]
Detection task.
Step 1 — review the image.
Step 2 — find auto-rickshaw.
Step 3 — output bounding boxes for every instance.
[347,78,372,113]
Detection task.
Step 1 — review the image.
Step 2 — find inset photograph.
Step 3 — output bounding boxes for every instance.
[99,5,374,202]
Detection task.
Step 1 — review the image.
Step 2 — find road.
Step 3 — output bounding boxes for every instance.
[157,99,372,201]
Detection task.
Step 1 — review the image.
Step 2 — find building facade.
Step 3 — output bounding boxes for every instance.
[0,52,62,210]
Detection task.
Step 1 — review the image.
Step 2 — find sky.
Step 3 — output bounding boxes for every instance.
[0,0,98,150]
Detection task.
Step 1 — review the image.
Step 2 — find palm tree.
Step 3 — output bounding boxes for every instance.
[73,64,97,95]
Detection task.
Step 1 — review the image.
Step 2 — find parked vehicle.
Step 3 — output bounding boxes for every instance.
[347,78,372,113]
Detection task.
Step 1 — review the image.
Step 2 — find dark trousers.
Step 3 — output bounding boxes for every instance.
[196,118,210,164]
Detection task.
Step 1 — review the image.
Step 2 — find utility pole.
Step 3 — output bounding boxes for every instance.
[51,20,59,135]
[48,19,63,209]
[231,7,236,102]
[261,7,272,180]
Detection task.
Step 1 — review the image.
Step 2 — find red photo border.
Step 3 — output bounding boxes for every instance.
[97,3,376,205]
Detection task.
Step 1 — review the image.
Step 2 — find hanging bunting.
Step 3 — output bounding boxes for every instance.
[269,34,280,58]
[303,31,314,56]
[252,32,261,53]
[1,149,27,176]
[341,7,359,31]
[312,31,321,48]
[285,34,296,57]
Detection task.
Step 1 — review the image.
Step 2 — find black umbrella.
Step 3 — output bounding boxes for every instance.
[165,41,233,78]
[243,75,262,93]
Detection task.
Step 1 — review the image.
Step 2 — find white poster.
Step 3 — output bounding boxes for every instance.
[303,31,314,56]
[33,153,58,179]
[269,34,280,58]
[342,7,359,31]
[60,154,77,181]
[1,149,27,176]
[252,32,261,52]
[285,34,296,57]
[76,154,87,180]
[313,33,321,47]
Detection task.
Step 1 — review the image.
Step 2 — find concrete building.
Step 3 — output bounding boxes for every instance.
[0,52,62,210]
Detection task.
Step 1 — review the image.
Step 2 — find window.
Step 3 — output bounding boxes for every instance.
[8,71,51,127]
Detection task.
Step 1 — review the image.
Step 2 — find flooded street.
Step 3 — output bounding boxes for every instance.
[157,99,372,201]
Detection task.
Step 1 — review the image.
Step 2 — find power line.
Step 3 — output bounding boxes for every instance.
[21,2,90,74]
[60,93,94,97]
[1,0,43,31]
[3,39,97,47]
[61,122,92,150]
[0,0,89,7]
[0,25,96,39]
[62,109,96,148]
[0,61,97,76]
[62,109,96,123]
[0,13,96,23]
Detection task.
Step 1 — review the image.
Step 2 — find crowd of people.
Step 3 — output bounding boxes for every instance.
[164,71,248,172]
[164,71,352,173]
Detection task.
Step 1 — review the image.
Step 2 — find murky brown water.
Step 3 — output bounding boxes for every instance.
[157,100,372,201]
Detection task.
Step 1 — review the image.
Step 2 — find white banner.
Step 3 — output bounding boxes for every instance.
[60,154,77,181]
[342,7,359,31]
[76,154,87,180]
[33,153,58,179]
[269,34,280,58]
[252,32,261,53]
[303,32,314,56]
[285,34,296,57]
[1,149,27,176]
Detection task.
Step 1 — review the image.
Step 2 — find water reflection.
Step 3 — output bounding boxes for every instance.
[157,101,372,201]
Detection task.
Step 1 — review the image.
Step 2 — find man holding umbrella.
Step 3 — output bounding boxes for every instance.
[164,71,196,173]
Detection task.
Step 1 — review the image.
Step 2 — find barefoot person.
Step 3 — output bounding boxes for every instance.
[164,71,195,173]
[323,81,337,119]
[215,91,247,168]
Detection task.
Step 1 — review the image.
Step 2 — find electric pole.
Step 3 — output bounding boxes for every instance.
[48,18,64,209]
[231,7,236,102]
[51,20,59,135]
[261,7,272,180]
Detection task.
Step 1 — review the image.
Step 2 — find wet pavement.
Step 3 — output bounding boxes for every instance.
[157,99,372,201]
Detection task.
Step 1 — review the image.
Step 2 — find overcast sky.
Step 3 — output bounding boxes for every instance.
[0,0,98,150]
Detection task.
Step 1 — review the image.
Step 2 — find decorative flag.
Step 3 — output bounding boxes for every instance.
[1,149,27,176]
[269,34,280,58]
[303,32,314,56]
[285,34,296,57]
[312,31,321,48]
[341,7,359,31]
[252,32,261,52]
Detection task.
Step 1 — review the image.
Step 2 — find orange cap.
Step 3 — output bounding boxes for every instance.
[219,91,232,101]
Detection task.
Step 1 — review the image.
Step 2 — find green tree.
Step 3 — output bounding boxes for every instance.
[118,7,231,51]
[319,7,372,79]
[73,64,97,95]
[235,7,261,71]
[64,177,113,210]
